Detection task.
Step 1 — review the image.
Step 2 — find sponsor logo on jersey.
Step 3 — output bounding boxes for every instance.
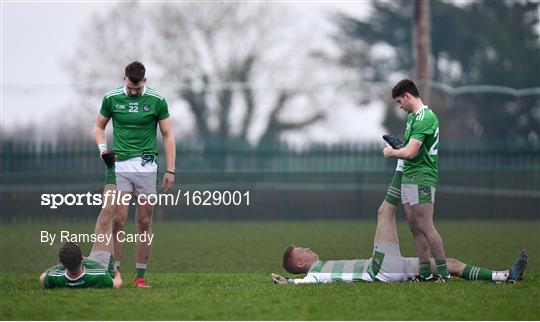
[419,186,431,196]
[67,280,86,286]
[143,104,151,111]
[115,104,126,110]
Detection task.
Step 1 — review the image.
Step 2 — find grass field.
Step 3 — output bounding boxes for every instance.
[1,220,539,320]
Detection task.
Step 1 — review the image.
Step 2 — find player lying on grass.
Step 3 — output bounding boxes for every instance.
[271,201,527,284]
[39,167,122,288]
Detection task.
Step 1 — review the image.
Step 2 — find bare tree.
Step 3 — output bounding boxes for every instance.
[64,2,329,144]
[65,1,148,136]
[149,2,326,144]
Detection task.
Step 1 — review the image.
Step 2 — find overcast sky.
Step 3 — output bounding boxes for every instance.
[1,1,384,143]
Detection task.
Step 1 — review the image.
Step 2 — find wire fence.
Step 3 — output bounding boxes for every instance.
[1,139,538,221]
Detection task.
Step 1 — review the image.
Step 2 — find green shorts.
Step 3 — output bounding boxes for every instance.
[401,184,435,205]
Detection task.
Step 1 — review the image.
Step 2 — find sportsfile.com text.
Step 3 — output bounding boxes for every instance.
[40,190,251,209]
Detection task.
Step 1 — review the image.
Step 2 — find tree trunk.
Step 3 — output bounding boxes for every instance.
[413,0,431,101]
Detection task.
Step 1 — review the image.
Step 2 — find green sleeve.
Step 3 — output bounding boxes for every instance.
[85,272,113,288]
[157,98,170,120]
[43,264,63,288]
[101,274,114,288]
[410,118,435,142]
[99,96,112,118]
[43,273,59,288]
[43,274,52,288]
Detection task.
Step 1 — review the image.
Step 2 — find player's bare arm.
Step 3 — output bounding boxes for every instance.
[94,114,110,146]
[159,117,176,192]
[39,270,49,288]
[383,139,422,159]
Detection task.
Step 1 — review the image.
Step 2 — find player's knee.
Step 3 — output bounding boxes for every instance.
[407,219,420,234]
[415,220,432,234]
[114,207,128,222]
[113,212,127,229]
[137,216,152,231]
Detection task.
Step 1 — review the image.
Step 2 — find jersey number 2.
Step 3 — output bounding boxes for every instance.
[428,127,439,155]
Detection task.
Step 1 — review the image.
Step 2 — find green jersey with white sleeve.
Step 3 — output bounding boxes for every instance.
[290,259,374,284]
[43,259,113,288]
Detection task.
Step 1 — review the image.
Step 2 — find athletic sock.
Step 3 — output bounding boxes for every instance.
[136,263,147,278]
[419,262,431,278]
[462,265,495,281]
[436,259,450,277]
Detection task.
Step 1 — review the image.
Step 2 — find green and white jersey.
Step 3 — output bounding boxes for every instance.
[402,106,439,186]
[43,259,113,288]
[100,86,170,161]
[291,259,373,284]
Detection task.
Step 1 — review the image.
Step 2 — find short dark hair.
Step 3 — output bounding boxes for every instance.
[392,79,420,98]
[125,61,146,84]
[58,242,83,271]
[282,244,304,274]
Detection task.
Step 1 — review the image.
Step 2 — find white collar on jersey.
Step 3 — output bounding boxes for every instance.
[64,266,86,281]
[123,85,147,97]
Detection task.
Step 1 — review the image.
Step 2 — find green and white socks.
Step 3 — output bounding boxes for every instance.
[136,263,147,278]
[419,259,450,279]
[116,261,148,279]
[419,262,432,279]
[435,259,450,277]
[462,265,507,282]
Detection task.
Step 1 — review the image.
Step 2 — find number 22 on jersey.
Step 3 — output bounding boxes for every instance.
[428,127,439,155]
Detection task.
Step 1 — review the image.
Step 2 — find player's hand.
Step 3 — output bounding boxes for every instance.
[383,144,395,158]
[162,172,175,192]
[383,134,404,149]
[271,273,289,284]
[100,150,116,167]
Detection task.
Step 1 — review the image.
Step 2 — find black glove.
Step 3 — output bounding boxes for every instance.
[101,150,116,168]
[383,134,404,149]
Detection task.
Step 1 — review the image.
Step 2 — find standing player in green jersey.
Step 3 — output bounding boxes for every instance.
[39,183,123,289]
[383,79,448,281]
[93,61,176,288]
[271,203,528,284]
